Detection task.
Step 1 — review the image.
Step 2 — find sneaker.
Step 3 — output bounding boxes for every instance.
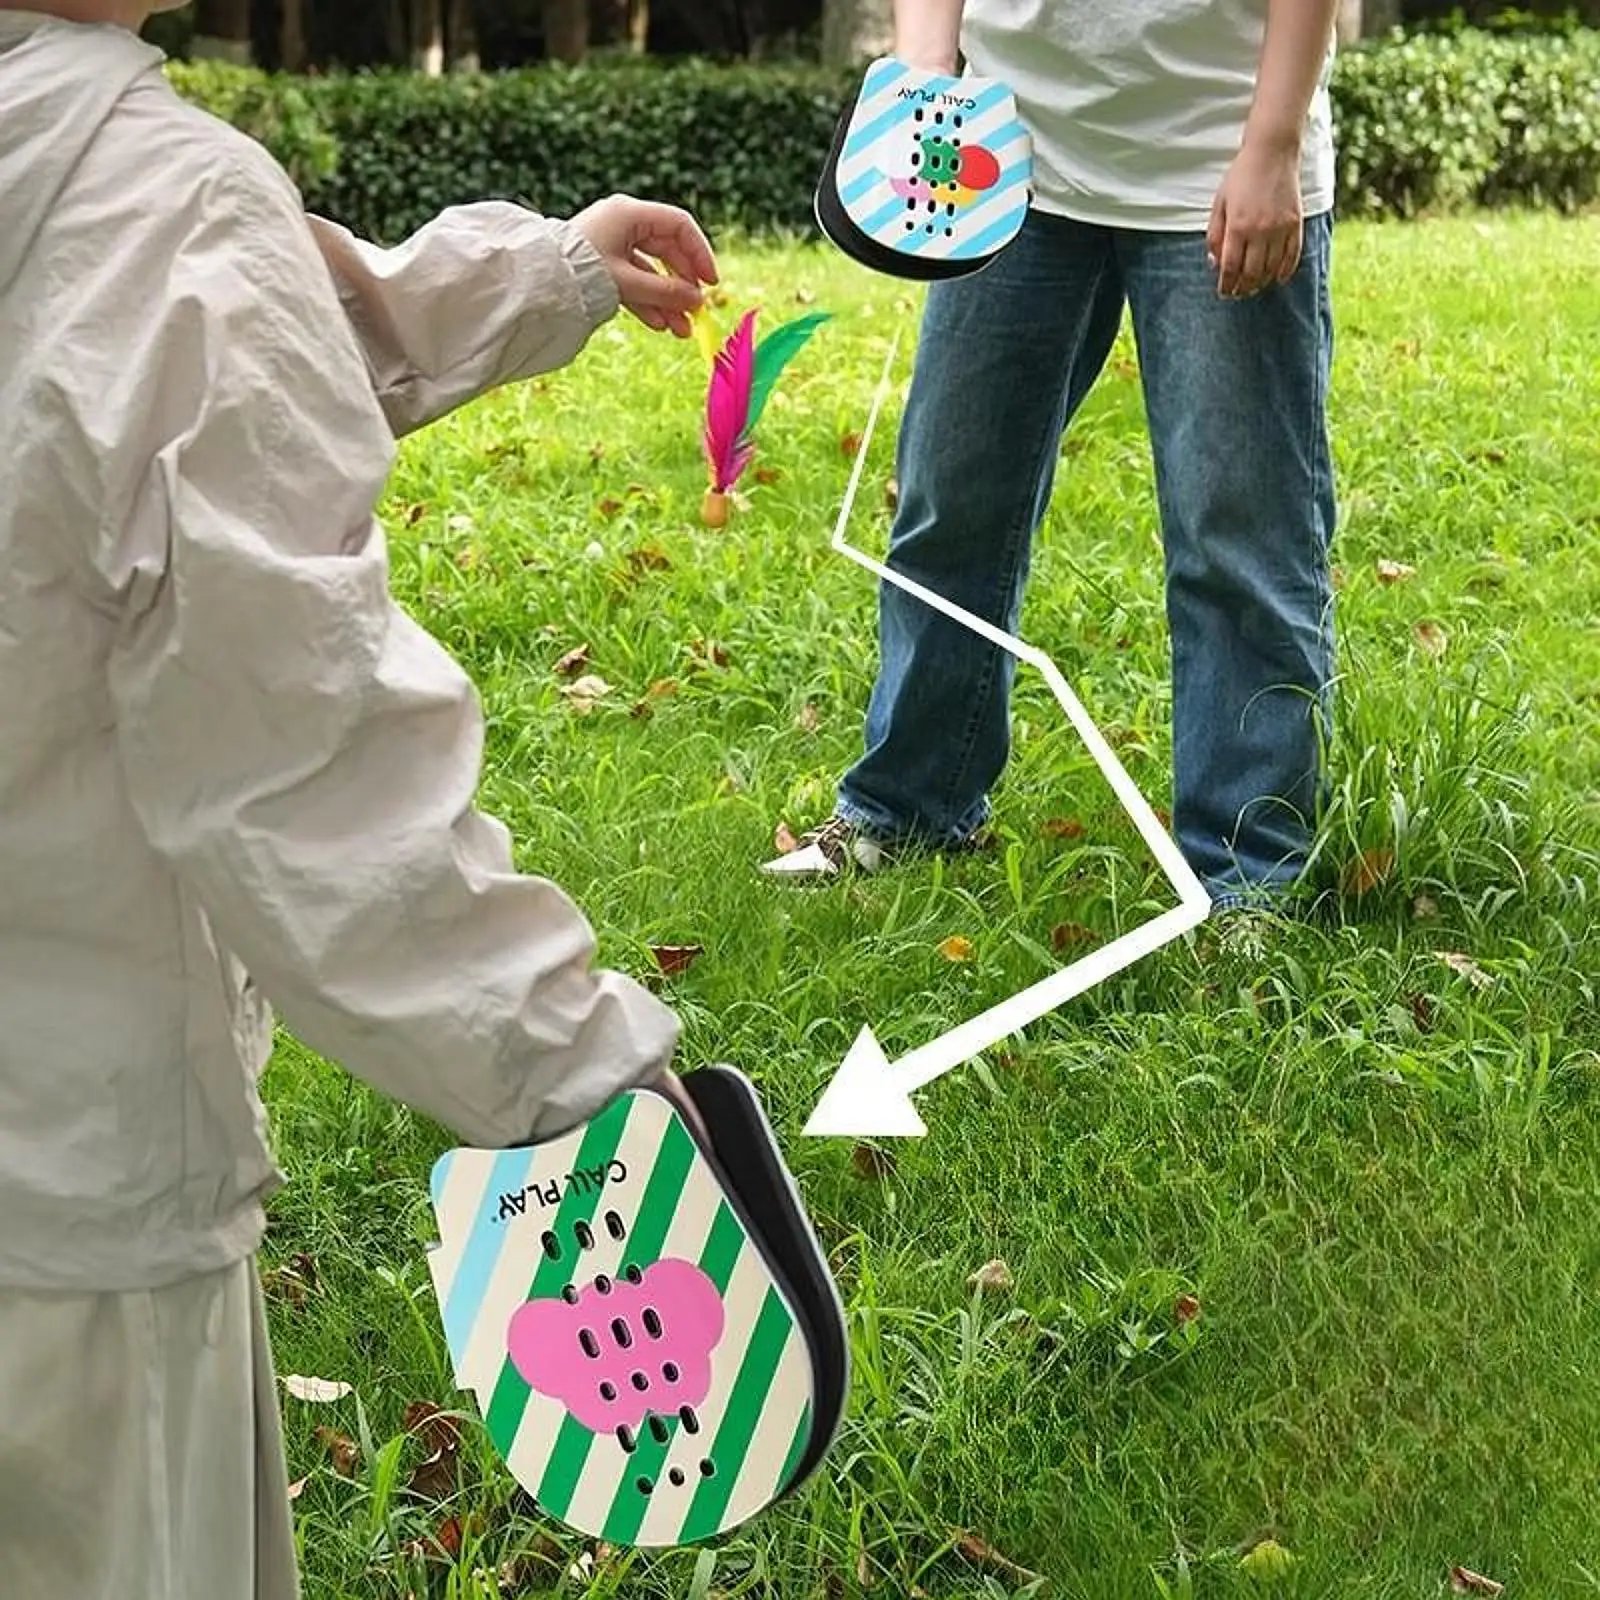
[759,814,895,881]
[759,814,996,881]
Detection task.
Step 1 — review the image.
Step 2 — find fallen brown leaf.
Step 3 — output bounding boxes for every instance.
[1450,1568,1504,1596]
[1414,619,1449,658]
[408,1448,458,1502]
[1051,922,1095,951]
[1468,448,1508,467]
[403,1400,463,1501]
[261,1261,309,1309]
[553,643,591,677]
[1042,817,1086,841]
[315,1425,360,1477]
[626,544,671,574]
[1376,558,1417,584]
[798,702,821,733]
[937,935,975,962]
[1409,993,1435,1031]
[559,674,612,712]
[597,496,625,519]
[1341,847,1396,897]
[851,1143,896,1182]
[856,1546,874,1588]
[840,431,862,458]
[650,944,704,978]
[952,1532,1040,1585]
[689,639,731,669]
[1436,950,1492,990]
[884,477,899,512]
[1175,1292,1202,1325]
[754,466,783,486]
[967,1259,1014,1295]
[774,821,800,854]
[283,1375,352,1403]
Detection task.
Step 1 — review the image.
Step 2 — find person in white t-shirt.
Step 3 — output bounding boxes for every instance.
[769,0,1340,911]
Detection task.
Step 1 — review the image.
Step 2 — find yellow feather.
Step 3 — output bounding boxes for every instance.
[690,302,721,371]
[648,253,720,370]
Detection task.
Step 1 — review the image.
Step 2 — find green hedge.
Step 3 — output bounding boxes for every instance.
[167,30,1600,245]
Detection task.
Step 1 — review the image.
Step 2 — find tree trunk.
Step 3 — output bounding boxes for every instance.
[601,0,649,53]
[385,0,407,64]
[413,0,444,74]
[543,0,590,62]
[192,0,253,64]
[820,0,893,66]
[279,0,307,71]
[447,0,479,69]
[626,0,649,52]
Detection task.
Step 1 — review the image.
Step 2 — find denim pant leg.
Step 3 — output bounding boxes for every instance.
[1120,214,1337,901]
[838,211,1127,845]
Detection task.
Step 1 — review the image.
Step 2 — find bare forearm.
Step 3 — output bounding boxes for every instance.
[1245,0,1339,149]
[894,0,965,71]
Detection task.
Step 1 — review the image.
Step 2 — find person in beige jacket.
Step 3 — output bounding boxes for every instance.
[0,3,721,1594]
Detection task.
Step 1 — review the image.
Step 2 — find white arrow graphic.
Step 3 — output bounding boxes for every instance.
[803,331,1213,1138]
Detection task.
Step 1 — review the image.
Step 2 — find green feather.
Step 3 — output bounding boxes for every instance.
[744,312,832,439]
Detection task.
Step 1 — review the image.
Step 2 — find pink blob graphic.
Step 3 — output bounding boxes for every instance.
[890,176,933,201]
[505,1258,726,1434]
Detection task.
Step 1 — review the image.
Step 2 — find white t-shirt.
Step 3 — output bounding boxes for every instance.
[961,0,1336,230]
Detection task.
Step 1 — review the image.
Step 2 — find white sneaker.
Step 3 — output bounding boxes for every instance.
[759,815,894,880]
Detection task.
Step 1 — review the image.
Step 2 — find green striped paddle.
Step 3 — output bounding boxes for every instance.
[426,1070,847,1547]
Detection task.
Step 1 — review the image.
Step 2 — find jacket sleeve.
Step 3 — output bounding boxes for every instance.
[102,154,676,1149]
[305,202,620,437]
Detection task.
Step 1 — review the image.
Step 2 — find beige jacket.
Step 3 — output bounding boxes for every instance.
[0,13,678,1292]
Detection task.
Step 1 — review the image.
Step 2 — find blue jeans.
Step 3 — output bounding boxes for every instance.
[837,208,1337,904]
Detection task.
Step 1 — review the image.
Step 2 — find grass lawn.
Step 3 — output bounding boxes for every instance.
[262,212,1600,1600]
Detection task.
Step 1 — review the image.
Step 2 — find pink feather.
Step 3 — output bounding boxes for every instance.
[703,310,758,493]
